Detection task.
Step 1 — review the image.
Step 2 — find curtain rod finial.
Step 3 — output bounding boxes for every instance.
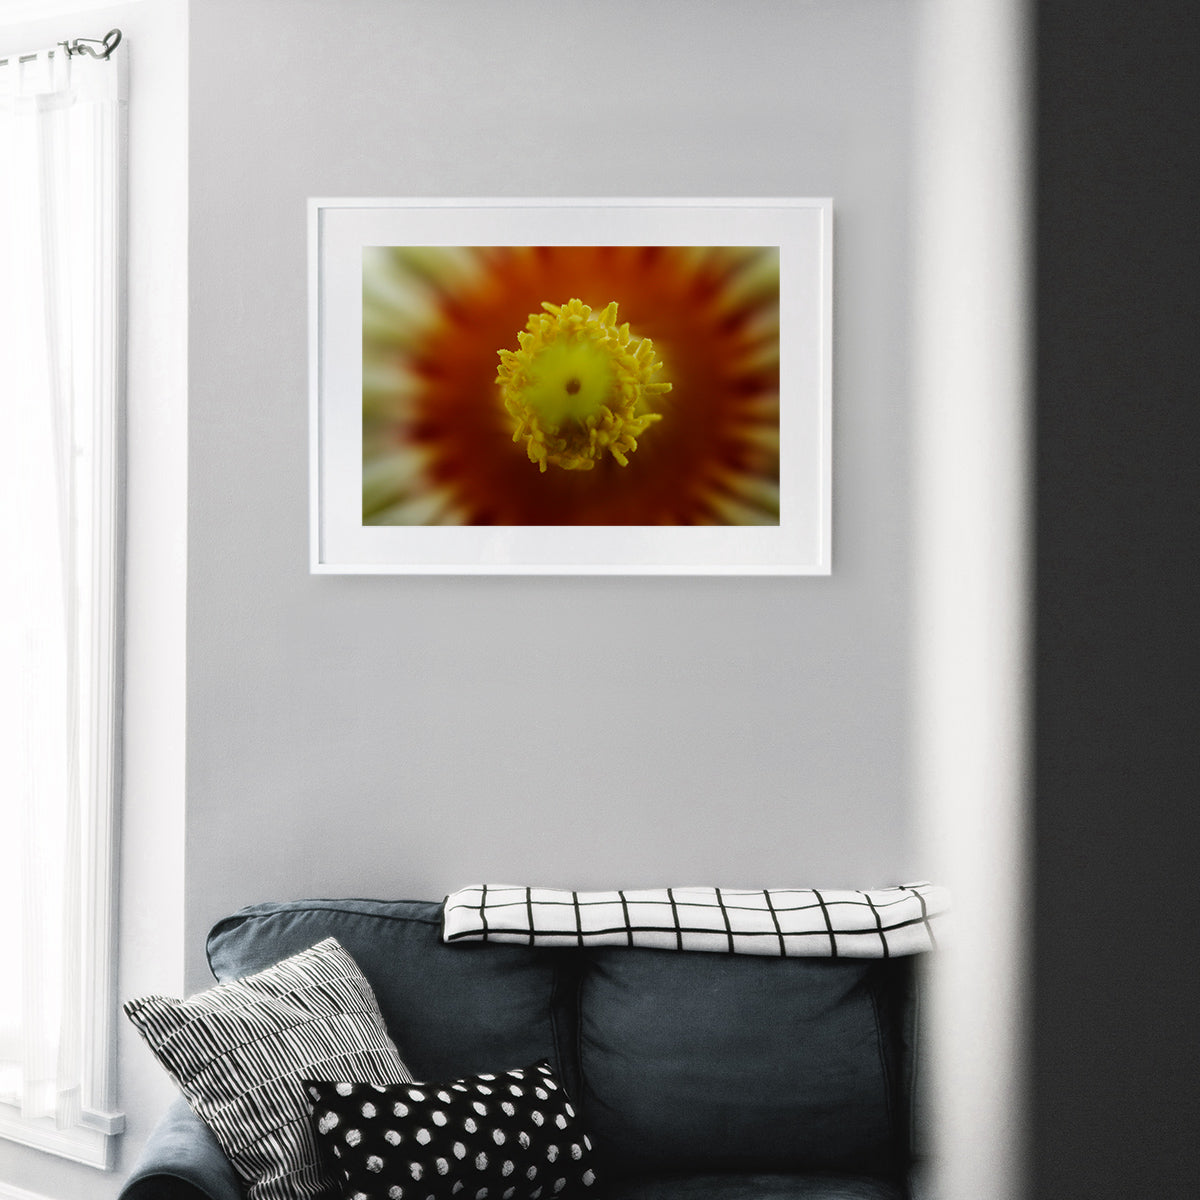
[66,28,122,60]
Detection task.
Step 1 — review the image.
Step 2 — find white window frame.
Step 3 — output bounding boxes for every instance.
[0,32,127,1170]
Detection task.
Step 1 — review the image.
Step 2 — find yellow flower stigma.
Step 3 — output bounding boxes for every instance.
[496,298,671,472]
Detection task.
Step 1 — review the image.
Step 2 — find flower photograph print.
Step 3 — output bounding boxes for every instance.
[311,199,830,573]
[364,245,780,526]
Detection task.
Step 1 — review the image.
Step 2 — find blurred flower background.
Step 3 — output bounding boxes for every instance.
[362,244,780,526]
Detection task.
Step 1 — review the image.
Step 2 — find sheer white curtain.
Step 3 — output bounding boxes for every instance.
[0,39,122,1131]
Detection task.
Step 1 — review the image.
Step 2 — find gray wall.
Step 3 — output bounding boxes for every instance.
[185,0,922,989]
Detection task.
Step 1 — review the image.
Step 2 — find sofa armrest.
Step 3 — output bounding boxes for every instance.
[118,1098,244,1200]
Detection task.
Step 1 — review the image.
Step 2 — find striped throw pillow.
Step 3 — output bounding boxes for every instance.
[125,937,412,1200]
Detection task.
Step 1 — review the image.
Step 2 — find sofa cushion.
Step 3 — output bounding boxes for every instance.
[206,899,578,1098]
[598,1173,904,1200]
[124,938,412,1200]
[305,1059,599,1200]
[577,949,900,1177]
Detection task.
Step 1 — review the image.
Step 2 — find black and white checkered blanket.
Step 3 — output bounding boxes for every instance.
[441,882,948,958]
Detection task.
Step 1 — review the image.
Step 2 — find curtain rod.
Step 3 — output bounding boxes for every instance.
[0,27,121,69]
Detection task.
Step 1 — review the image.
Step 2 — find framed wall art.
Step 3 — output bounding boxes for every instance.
[309,197,832,574]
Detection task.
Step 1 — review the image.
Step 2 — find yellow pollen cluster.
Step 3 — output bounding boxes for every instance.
[496,298,671,472]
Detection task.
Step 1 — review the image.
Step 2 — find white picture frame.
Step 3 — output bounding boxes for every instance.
[309,197,832,574]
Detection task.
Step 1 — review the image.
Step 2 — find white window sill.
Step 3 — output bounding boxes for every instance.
[0,1102,124,1170]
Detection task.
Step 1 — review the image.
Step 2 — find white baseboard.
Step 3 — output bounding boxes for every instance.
[0,1183,56,1200]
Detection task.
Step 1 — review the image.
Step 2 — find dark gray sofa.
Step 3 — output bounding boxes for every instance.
[119,898,928,1200]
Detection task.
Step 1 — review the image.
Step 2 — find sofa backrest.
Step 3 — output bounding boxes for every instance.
[206,899,581,1098]
[206,898,919,1180]
[575,946,910,1177]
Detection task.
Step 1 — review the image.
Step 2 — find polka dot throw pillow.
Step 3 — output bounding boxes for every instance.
[304,1059,598,1200]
